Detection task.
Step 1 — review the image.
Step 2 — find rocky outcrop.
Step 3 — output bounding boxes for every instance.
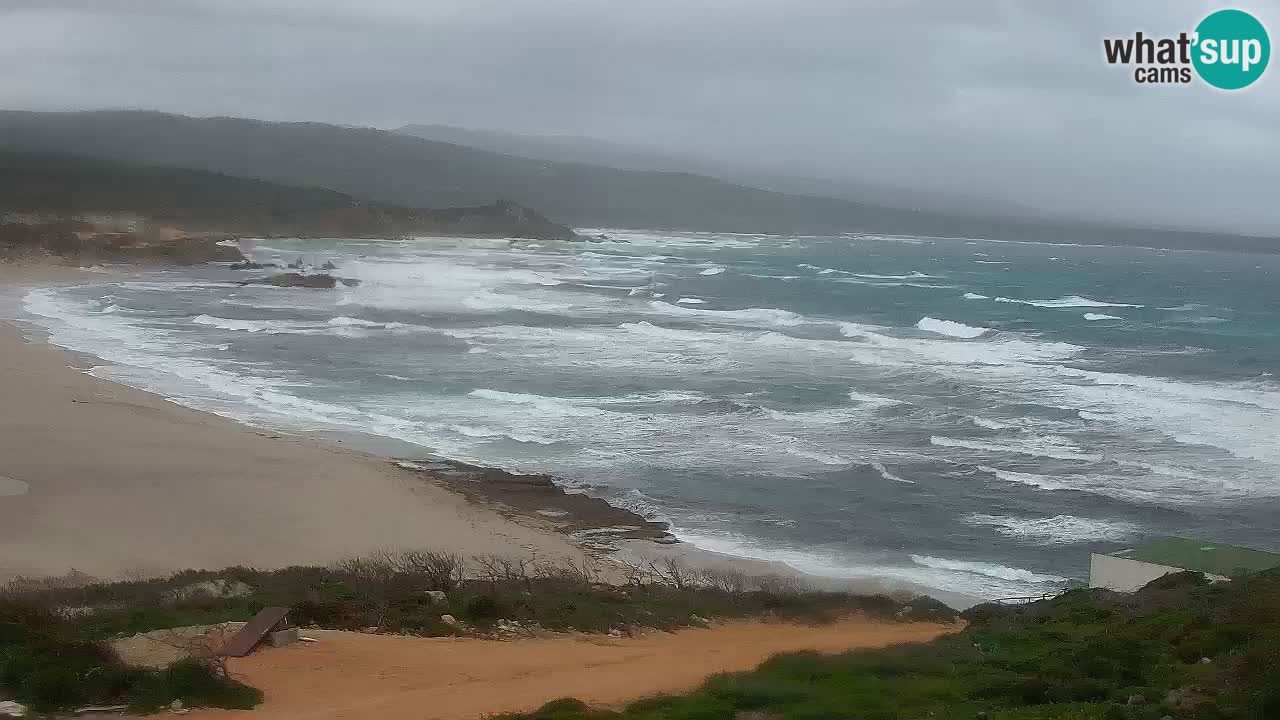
[230,260,276,270]
[418,200,580,241]
[238,272,360,289]
[0,221,245,265]
[393,458,673,550]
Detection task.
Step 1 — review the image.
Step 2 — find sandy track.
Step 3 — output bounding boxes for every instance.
[188,618,958,720]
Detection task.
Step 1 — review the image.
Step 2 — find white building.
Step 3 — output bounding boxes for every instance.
[1090,537,1280,593]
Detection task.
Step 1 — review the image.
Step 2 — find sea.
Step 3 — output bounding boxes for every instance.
[13,229,1280,600]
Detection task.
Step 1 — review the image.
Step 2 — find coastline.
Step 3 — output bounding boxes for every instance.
[0,265,592,582]
[0,262,974,607]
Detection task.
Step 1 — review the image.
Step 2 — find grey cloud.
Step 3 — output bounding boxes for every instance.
[1,0,1277,233]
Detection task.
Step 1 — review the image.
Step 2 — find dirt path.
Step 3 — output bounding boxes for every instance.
[188,618,958,720]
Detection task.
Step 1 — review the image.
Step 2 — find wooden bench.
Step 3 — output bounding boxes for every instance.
[218,606,292,657]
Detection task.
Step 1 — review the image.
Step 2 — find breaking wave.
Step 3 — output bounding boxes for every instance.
[916,316,989,338]
[963,513,1140,544]
[994,294,1143,309]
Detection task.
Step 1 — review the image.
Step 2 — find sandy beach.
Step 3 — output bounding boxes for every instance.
[0,265,590,582]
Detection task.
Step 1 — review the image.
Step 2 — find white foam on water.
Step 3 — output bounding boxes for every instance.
[676,297,706,304]
[909,555,1067,585]
[870,461,914,484]
[963,292,989,300]
[1083,313,1122,321]
[963,513,1140,544]
[192,314,310,333]
[839,321,1081,367]
[931,435,1100,462]
[1048,367,1280,468]
[670,529,1064,599]
[647,302,806,327]
[916,316,989,338]
[851,271,936,280]
[698,266,725,275]
[770,436,854,466]
[833,278,955,290]
[21,289,476,461]
[969,416,1009,430]
[468,388,608,418]
[327,316,387,328]
[994,294,1143,309]
[979,466,1073,491]
[847,389,906,409]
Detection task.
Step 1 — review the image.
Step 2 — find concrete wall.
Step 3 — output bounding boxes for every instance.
[1089,553,1185,593]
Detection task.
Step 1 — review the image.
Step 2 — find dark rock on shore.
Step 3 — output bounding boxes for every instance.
[230,260,276,270]
[238,272,361,289]
[393,458,671,549]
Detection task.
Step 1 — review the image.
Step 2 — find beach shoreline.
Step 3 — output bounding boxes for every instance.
[0,261,974,607]
[0,263,599,583]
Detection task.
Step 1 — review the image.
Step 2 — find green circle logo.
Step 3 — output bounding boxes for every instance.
[1193,9,1270,89]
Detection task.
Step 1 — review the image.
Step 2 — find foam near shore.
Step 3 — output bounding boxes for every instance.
[0,308,590,583]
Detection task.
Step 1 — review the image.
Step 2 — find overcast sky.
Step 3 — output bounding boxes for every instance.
[2,1,1277,233]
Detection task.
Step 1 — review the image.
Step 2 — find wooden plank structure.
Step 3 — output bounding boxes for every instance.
[218,606,292,658]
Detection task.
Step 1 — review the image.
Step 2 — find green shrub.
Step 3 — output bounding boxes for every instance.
[0,600,260,713]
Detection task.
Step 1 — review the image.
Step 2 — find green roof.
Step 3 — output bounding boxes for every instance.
[1112,537,1280,577]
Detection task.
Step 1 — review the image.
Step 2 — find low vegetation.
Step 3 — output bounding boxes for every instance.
[497,569,1280,720]
[0,551,948,713]
[0,601,260,713]
[15,554,1275,719]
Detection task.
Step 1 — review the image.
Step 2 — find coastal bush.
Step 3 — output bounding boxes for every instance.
[6,553,942,641]
[0,552,943,711]
[492,568,1280,720]
[0,599,260,713]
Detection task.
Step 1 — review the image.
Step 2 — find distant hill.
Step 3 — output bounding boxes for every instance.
[395,123,1033,218]
[0,150,578,240]
[0,110,1275,253]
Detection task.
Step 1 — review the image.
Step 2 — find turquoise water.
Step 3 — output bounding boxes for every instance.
[20,230,1280,599]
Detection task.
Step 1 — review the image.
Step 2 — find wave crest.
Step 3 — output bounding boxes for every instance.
[916,316,989,338]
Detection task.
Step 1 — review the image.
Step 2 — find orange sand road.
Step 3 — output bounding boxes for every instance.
[188,618,959,720]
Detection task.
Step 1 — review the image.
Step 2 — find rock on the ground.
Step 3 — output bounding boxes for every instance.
[424,590,447,604]
[440,614,459,627]
[0,700,26,717]
[237,272,362,289]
